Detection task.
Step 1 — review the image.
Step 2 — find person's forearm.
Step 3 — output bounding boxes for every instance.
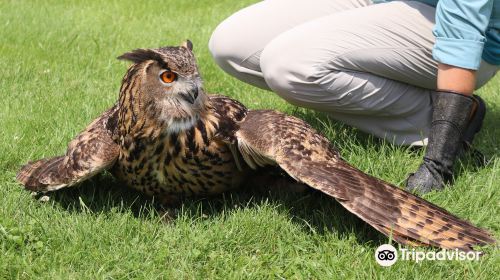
[437,63,477,96]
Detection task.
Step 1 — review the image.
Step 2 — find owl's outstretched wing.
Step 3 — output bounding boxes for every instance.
[17,105,120,192]
[232,109,495,251]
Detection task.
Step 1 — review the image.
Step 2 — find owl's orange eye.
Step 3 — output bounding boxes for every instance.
[159,70,177,84]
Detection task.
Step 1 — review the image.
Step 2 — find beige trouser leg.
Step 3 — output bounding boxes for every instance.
[209,0,499,145]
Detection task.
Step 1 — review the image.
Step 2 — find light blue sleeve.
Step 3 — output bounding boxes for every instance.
[432,0,494,70]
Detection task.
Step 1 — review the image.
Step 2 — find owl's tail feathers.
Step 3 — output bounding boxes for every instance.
[282,159,495,251]
[16,156,71,192]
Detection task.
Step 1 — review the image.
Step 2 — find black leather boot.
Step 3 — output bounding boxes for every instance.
[406,91,481,193]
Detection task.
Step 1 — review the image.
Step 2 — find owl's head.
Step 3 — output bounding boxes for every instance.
[117,41,207,133]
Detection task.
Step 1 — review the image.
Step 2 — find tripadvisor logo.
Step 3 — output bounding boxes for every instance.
[374,244,481,267]
[375,244,398,266]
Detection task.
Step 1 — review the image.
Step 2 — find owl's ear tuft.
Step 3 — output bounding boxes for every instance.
[117,48,165,65]
[181,40,193,51]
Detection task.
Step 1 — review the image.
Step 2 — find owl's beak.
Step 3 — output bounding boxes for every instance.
[180,86,199,104]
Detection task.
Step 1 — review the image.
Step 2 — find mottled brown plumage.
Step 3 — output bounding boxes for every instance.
[17,42,495,251]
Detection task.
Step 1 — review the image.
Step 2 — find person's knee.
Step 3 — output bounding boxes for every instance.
[208,19,237,70]
[209,10,270,89]
[209,5,267,72]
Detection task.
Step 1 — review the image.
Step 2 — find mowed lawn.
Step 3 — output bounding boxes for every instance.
[1,0,499,279]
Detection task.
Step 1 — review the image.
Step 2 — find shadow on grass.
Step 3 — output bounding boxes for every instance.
[43,171,386,248]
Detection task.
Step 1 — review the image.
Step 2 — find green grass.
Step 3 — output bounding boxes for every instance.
[1,0,499,279]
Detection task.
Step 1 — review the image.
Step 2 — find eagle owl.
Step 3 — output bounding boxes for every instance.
[17,41,495,251]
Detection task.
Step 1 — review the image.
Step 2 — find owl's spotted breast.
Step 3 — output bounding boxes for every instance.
[113,96,247,198]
